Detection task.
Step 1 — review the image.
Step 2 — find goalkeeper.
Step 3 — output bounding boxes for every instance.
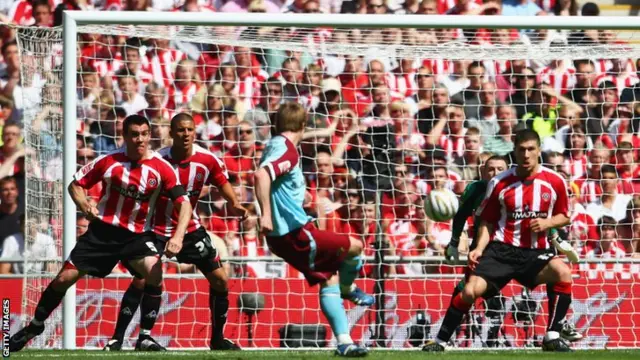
[444,155,508,347]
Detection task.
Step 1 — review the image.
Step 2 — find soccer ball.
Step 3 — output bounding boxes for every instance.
[424,188,459,222]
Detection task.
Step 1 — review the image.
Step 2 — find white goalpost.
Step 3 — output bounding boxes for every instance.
[11,10,640,351]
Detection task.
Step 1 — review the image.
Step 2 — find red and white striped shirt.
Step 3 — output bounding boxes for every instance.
[142,49,187,89]
[538,65,576,95]
[9,0,33,26]
[438,133,465,161]
[153,144,229,237]
[237,70,269,110]
[422,59,452,77]
[389,71,417,98]
[593,73,640,95]
[477,166,569,249]
[563,155,588,181]
[73,148,187,234]
[166,82,200,111]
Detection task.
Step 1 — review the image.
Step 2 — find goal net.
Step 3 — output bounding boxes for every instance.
[13,16,640,350]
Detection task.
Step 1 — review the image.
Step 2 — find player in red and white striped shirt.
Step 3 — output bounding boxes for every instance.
[423,129,575,352]
[10,115,193,353]
[106,113,247,351]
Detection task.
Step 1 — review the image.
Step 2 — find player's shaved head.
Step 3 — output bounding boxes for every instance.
[122,114,150,135]
[171,113,195,131]
[514,129,541,148]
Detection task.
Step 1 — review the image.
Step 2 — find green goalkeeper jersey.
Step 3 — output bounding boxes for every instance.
[450,180,488,251]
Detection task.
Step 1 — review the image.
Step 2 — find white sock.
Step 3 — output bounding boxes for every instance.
[435,338,448,346]
[337,334,353,345]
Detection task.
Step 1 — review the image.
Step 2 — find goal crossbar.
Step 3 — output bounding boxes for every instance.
[60,10,640,350]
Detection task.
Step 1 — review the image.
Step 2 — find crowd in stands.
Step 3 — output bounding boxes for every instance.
[0,0,640,278]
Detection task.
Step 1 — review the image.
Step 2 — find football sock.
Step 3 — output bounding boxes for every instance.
[139,284,162,336]
[112,283,144,342]
[31,285,66,326]
[449,279,465,305]
[320,285,352,345]
[210,289,229,342]
[436,293,471,344]
[339,256,363,295]
[547,281,572,333]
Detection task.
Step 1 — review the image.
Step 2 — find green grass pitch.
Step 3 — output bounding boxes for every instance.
[10,349,640,360]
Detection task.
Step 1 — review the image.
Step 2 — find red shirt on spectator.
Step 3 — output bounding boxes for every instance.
[166,81,200,111]
[143,48,187,89]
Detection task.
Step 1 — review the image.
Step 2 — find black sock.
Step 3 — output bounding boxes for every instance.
[32,284,66,326]
[112,283,144,342]
[210,289,229,342]
[547,282,572,333]
[436,293,470,343]
[139,285,162,337]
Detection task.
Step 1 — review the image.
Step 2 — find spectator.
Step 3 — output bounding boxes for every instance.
[244,76,281,142]
[115,69,148,115]
[406,66,434,116]
[501,0,544,16]
[569,59,596,110]
[93,106,126,155]
[0,212,23,274]
[583,215,626,259]
[586,164,632,222]
[559,125,587,180]
[586,81,618,144]
[166,59,200,111]
[617,196,640,255]
[224,120,258,181]
[0,96,13,125]
[280,57,303,101]
[483,104,517,155]
[32,0,52,27]
[467,81,500,138]
[450,126,482,187]
[0,176,22,245]
[141,82,172,125]
[550,0,579,16]
[426,102,466,161]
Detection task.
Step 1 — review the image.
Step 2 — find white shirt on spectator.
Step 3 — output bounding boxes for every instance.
[0,232,23,274]
[118,93,149,116]
[586,194,632,223]
[439,75,470,97]
[0,73,47,125]
[23,232,57,274]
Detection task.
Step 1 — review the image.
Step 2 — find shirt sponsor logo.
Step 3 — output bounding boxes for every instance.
[510,211,548,220]
[113,184,152,201]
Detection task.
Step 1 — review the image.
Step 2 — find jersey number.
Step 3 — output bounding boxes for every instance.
[195,239,211,257]
[146,242,158,253]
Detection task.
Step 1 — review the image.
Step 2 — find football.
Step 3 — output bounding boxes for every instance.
[424,188,459,222]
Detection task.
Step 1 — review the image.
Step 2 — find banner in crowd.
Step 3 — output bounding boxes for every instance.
[2,276,638,349]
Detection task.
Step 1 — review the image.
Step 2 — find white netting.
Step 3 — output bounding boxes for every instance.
[13,20,640,350]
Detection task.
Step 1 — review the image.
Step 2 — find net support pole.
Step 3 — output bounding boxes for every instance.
[62,11,78,350]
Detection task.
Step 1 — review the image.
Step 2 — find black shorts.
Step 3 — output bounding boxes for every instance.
[155,227,222,273]
[473,241,556,297]
[69,221,159,278]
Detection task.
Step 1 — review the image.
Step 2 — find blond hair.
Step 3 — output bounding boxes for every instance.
[275,102,307,134]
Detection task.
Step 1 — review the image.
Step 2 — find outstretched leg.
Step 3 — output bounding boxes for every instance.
[320,275,367,357]
[339,238,374,306]
[10,263,84,352]
[422,275,488,352]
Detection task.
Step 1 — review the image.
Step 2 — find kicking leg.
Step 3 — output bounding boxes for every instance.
[320,275,367,357]
[105,276,145,350]
[10,263,84,352]
[127,256,165,351]
[423,275,488,352]
[535,258,573,352]
[203,266,240,350]
[339,238,374,306]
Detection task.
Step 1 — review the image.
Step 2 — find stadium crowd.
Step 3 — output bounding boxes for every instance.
[0,0,640,278]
